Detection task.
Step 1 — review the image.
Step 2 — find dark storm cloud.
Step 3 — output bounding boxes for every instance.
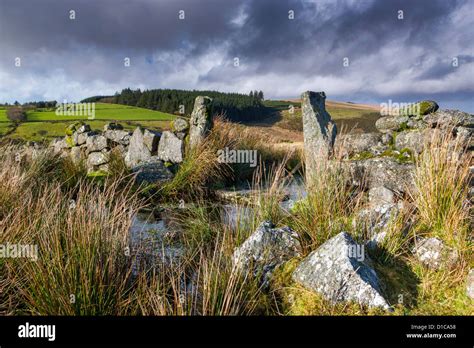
[0,0,243,54]
[0,0,472,111]
[219,0,465,75]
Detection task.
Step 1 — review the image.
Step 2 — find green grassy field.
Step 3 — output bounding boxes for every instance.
[0,109,8,122]
[27,103,175,121]
[0,103,176,142]
[0,122,14,137]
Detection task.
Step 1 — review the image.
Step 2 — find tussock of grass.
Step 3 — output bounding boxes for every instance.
[290,159,362,253]
[404,263,473,315]
[157,118,234,199]
[158,117,300,200]
[251,157,292,225]
[130,234,267,316]
[0,151,142,314]
[410,128,471,251]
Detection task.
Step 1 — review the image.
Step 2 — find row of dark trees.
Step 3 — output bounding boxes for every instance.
[22,101,57,108]
[80,96,112,103]
[108,88,268,121]
[249,90,264,100]
[0,101,57,108]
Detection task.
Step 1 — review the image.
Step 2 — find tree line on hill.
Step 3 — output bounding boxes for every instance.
[0,100,57,108]
[88,88,269,121]
[1,89,271,123]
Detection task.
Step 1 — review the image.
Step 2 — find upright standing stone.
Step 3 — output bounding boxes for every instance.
[124,127,151,167]
[189,96,213,150]
[301,91,337,183]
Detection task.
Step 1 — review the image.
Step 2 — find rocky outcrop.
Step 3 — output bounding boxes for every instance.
[292,232,390,310]
[233,221,301,284]
[376,116,409,133]
[157,131,184,164]
[342,104,472,227]
[301,91,337,183]
[189,96,213,150]
[376,108,473,155]
[412,237,458,270]
[346,157,415,196]
[337,133,384,158]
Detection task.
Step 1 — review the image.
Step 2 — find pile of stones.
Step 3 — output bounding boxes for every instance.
[48,95,214,184]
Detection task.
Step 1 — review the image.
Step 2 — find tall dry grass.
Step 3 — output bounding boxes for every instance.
[0,144,268,315]
[290,157,362,253]
[0,146,143,314]
[410,128,472,249]
[158,117,301,199]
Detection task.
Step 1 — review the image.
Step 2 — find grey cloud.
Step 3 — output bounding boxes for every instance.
[0,0,472,111]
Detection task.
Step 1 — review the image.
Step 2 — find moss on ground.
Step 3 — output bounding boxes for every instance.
[350,150,375,160]
[380,148,414,164]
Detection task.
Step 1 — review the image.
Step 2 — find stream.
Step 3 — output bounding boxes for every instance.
[128,176,307,270]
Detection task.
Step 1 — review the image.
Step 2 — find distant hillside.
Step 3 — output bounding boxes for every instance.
[260,99,381,133]
[109,88,267,122]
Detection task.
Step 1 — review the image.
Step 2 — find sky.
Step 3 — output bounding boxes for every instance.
[0,0,473,111]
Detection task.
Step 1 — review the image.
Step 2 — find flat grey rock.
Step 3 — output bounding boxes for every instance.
[292,232,391,310]
[157,131,184,163]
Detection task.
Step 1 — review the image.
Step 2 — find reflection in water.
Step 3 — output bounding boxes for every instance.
[129,212,183,275]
